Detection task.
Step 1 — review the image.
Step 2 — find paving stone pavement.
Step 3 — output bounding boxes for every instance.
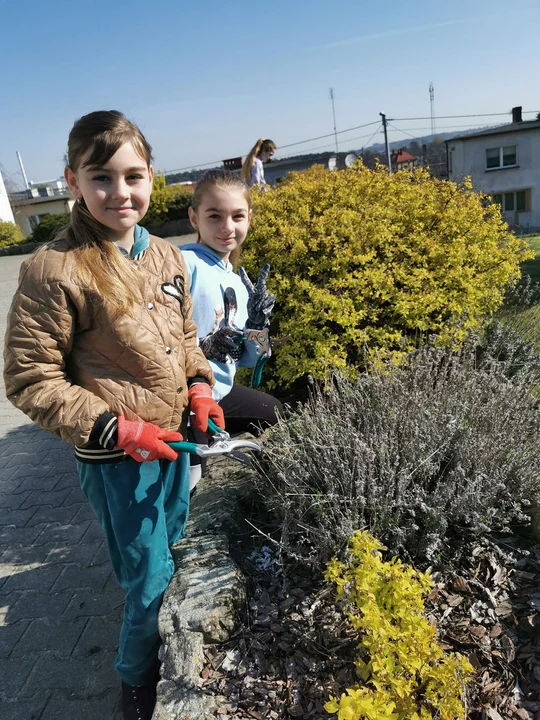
[0,254,123,719]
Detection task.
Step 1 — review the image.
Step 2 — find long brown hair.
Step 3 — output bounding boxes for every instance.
[241,138,276,185]
[191,169,251,268]
[58,110,153,314]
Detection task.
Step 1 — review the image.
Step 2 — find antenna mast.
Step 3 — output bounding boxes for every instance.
[329,88,338,152]
[429,82,436,137]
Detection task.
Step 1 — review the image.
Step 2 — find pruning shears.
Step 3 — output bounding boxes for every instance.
[168,418,260,466]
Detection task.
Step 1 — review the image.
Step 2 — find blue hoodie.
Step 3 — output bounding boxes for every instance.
[181,243,259,401]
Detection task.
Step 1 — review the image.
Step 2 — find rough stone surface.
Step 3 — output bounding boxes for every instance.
[155,456,256,719]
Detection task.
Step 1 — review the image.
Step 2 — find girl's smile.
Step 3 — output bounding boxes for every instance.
[65,142,154,248]
[188,186,252,261]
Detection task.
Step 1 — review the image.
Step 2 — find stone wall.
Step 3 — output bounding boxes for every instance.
[154,456,256,719]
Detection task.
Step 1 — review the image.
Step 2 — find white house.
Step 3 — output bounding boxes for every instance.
[9,179,74,237]
[446,107,540,232]
[0,170,15,224]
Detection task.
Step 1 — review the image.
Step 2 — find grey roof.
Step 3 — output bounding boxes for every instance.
[448,119,540,142]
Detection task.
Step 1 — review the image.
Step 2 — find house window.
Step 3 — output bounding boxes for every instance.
[504,193,515,211]
[485,145,518,169]
[516,190,527,211]
[493,189,530,212]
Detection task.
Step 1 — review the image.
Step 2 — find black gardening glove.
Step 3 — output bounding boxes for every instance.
[200,327,244,363]
[238,264,276,330]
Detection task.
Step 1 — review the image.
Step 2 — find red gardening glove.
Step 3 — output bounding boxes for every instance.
[116,417,184,463]
[188,383,225,434]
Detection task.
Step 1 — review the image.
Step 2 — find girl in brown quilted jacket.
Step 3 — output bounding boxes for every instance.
[3,110,225,720]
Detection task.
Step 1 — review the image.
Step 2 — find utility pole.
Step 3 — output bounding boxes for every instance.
[380,113,392,173]
[16,152,30,190]
[329,88,338,153]
[429,82,436,136]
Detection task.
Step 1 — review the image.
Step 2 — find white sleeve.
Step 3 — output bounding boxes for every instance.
[251,158,265,185]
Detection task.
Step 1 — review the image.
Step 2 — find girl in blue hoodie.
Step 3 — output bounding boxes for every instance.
[181,169,282,489]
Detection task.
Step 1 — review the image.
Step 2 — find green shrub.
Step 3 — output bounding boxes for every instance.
[0,220,24,247]
[141,174,193,228]
[29,213,70,244]
[241,163,532,389]
[325,531,472,720]
[252,334,540,567]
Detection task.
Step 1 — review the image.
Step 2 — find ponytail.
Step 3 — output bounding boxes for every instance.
[241,138,276,185]
[241,139,264,185]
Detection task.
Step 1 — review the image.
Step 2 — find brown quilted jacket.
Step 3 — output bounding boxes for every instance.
[3,235,213,448]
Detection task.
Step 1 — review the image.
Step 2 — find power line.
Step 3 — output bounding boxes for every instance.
[391,110,540,121]
[163,120,381,175]
[163,109,540,176]
[386,122,502,132]
[277,120,380,150]
[360,124,383,150]
[281,127,383,158]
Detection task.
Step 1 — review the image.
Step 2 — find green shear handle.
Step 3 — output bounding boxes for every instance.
[167,418,260,462]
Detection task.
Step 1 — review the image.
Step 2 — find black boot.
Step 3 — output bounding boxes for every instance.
[121,680,157,720]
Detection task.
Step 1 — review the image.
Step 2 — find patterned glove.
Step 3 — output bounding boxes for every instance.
[188,383,225,433]
[116,417,183,462]
[238,264,275,330]
[199,326,245,363]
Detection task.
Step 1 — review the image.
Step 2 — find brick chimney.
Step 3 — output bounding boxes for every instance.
[512,106,523,123]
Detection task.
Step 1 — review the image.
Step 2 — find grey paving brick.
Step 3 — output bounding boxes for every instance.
[0,507,38,528]
[0,523,48,548]
[19,650,117,697]
[4,449,51,469]
[51,562,111,593]
[33,520,92,546]
[7,590,73,622]
[72,616,119,657]
[2,564,64,593]
[0,695,50,720]
[0,591,23,625]
[43,444,75,467]
[91,541,110,566]
[43,538,103,567]
[64,588,124,621]
[19,487,74,510]
[81,518,105,544]
[5,462,60,484]
[61,486,86,506]
[11,616,87,658]
[51,472,79,491]
[69,502,96,523]
[0,619,30,659]
[0,490,31,510]
[0,545,49,566]
[25,503,81,527]
[0,654,40,698]
[103,570,123,595]
[40,689,120,720]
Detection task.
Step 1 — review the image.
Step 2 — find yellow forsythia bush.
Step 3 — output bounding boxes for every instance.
[242,163,532,387]
[0,220,24,247]
[324,531,473,720]
[142,173,193,227]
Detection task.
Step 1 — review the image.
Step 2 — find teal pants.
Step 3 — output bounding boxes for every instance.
[77,453,190,686]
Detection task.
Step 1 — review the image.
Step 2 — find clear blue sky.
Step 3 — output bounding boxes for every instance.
[1,0,539,188]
